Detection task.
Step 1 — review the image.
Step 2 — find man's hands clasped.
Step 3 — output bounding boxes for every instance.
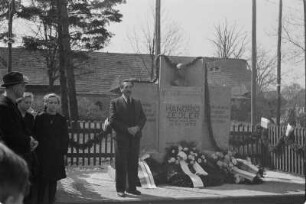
[30,136,39,151]
[128,126,140,136]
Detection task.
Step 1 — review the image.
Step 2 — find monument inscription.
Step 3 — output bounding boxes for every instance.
[211,104,230,124]
[143,102,156,122]
[166,104,200,127]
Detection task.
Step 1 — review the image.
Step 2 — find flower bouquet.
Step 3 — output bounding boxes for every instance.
[165,143,204,187]
[203,151,263,184]
[164,141,224,187]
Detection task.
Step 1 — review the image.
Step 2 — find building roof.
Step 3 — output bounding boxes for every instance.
[0,47,251,96]
[0,48,152,95]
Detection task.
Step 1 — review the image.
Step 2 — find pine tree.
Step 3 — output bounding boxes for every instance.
[0,0,124,119]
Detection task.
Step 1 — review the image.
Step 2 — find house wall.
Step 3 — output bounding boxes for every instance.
[0,85,114,120]
[30,93,112,120]
[206,58,250,97]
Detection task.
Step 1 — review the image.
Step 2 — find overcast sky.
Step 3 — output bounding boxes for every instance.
[103,0,304,87]
[106,0,278,56]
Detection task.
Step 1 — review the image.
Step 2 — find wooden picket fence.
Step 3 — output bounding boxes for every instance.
[268,126,305,176]
[67,121,305,176]
[67,120,114,166]
[229,124,305,176]
[229,124,262,165]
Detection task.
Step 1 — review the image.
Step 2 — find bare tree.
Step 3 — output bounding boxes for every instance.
[127,3,188,79]
[0,1,8,43]
[211,20,277,93]
[127,6,187,56]
[281,83,302,107]
[283,0,304,63]
[210,20,248,59]
[255,48,277,93]
[127,20,155,55]
[282,0,305,113]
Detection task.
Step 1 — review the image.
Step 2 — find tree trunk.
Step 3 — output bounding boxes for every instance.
[7,0,15,73]
[56,0,69,118]
[58,0,79,121]
[46,54,55,89]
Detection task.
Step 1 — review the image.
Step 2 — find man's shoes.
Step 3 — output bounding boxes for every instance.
[126,189,141,195]
[117,192,126,197]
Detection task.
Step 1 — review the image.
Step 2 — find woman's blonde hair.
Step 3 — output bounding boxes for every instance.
[16,92,34,104]
[43,93,60,111]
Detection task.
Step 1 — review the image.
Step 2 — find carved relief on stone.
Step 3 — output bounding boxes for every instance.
[164,56,202,87]
[170,63,188,86]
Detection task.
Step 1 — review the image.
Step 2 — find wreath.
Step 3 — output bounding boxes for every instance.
[269,123,305,157]
[164,141,225,187]
[269,135,305,156]
[144,141,264,188]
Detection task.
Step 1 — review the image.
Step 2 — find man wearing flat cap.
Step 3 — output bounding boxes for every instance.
[0,71,38,158]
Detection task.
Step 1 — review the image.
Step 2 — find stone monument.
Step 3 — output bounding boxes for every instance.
[131,56,232,158]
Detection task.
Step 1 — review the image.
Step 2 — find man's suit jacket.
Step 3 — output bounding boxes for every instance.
[0,95,31,155]
[109,96,146,139]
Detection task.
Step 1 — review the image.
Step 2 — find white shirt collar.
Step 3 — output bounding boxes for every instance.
[122,95,131,103]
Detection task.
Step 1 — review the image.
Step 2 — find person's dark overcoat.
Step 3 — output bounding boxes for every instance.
[109,96,146,192]
[34,112,68,181]
[0,95,31,156]
[21,111,40,204]
[22,112,39,179]
[23,112,35,135]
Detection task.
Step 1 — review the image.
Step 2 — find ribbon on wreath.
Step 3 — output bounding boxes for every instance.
[107,165,116,181]
[107,160,157,189]
[285,123,295,138]
[138,160,156,188]
[180,160,204,187]
[193,162,208,176]
[232,166,257,182]
[236,158,259,175]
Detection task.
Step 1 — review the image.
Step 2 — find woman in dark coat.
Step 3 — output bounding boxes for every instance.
[17,92,39,204]
[34,93,68,204]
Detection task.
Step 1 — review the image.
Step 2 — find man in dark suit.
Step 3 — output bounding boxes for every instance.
[0,71,38,204]
[0,71,36,155]
[109,79,147,197]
